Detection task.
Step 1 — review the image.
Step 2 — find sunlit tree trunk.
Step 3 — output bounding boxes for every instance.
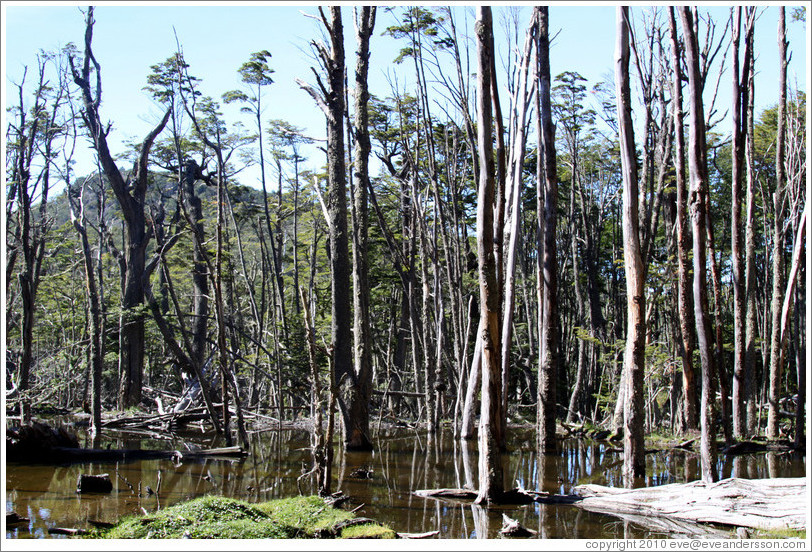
[535,6,558,453]
[474,6,505,504]
[767,8,788,441]
[667,7,697,431]
[680,6,718,483]
[743,37,758,435]
[348,6,376,451]
[615,6,646,485]
[298,7,356,450]
[731,7,755,439]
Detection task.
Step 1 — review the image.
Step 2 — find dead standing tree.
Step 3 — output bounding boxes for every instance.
[730,7,755,439]
[535,6,559,453]
[615,6,646,485]
[69,6,171,409]
[298,7,367,450]
[349,6,377,451]
[766,8,789,441]
[667,6,698,433]
[474,6,505,505]
[679,6,718,483]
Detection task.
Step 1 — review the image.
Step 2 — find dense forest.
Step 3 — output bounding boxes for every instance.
[5,4,807,506]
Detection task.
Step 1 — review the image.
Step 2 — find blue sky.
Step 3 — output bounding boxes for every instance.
[3,3,808,192]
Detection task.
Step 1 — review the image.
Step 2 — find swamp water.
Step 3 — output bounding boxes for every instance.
[5,425,806,539]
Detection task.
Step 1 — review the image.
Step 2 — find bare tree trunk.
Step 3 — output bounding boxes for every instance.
[767,8,788,441]
[535,6,558,453]
[474,6,504,505]
[348,6,376,451]
[461,324,482,440]
[680,7,718,483]
[731,7,755,439]
[743,38,758,435]
[68,7,170,409]
[298,7,355,450]
[616,6,646,485]
[499,18,536,434]
[9,57,60,423]
[670,6,698,431]
[181,160,211,383]
[68,174,103,435]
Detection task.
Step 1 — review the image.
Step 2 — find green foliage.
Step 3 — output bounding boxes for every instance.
[237,50,274,87]
[383,7,452,64]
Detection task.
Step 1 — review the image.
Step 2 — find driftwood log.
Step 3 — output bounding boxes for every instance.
[414,487,580,505]
[396,530,440,539]
[573,477,806,533]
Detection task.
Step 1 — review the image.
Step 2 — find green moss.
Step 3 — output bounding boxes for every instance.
[255,495,353,534]
[91,495,392,539]
[340,524,396,539]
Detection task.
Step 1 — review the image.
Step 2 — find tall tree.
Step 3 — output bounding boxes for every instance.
[348,5,377,451]
[297,7,356,450]
[68,7,171,408]
[615,6,646,484]
[766,8,789,441]
[474,5,505,504]
[667,7,697,431]
[535,5,559,453]
[499,9,536,439]
[680,6,718,483]
[730,7,755,439]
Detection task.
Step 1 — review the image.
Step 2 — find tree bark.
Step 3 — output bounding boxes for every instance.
[731,7,754,439]
[743,33,758,435]
[348,6,376,451]
[615,6,646,485]
[499,18,536,435]
[298,7,356,450]
[680,7,718,483]
[474,6,505,505]
[767,8,788,441]
[669,7,698,432]
[535,6,559,453]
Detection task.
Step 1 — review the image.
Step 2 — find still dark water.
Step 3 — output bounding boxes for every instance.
[5,424,806,539]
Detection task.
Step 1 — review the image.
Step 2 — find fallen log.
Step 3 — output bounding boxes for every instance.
[573,477,806,532]
[414,488,478,501]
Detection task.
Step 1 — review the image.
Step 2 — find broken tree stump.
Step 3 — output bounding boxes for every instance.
[573,477,806,533]
[77,473,113,494]
[499,514,537,537]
